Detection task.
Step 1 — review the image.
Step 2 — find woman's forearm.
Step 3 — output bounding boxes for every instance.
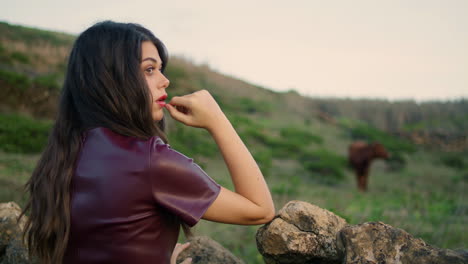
[166,90,275,222]
[207,115,275,215]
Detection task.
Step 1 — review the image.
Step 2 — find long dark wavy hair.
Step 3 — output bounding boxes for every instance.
[19,21,169,264]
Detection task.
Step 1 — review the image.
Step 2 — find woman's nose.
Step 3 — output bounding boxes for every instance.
[160,74,170,89]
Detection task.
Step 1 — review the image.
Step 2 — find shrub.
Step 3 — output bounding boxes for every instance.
[251,126,324,160]
[222,97,272,115]
[271,182,298,196]
[252,150,273,177]
[10,51,30,64]
[228,114,254,128]
[239,126,274,147]
[237,97,272,114]
[33,74,61,91]
[0,43,13,65]
[440,153,466,170]
[0,69,30,90]
[280,127,323,145]
[271,174,300,196]
[0,113,52,153]
[299,149,347,185]
[386,152,407,172]
[168,123,218,159]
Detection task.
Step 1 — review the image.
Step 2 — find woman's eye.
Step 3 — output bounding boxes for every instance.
[145,67,155,74]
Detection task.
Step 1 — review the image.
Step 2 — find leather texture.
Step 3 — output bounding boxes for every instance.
[64,127,220,264]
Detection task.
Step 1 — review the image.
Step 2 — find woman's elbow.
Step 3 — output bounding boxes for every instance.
[262,201,276,222]
[261,209,276,224]
[251,207,275,225]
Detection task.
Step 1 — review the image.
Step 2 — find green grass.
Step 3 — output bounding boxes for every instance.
[0,151,38,206]
[0,112,468,263]
[1,113,465,264]
[0,69,31,90]
[440,152,467,170]
[0,113,52,153]
[10,51,30,64]
[0,69,62,92]
[33,74,61,91]
[1,126,467,263]
[195,150,467,263]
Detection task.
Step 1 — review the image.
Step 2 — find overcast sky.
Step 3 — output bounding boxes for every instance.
[2,0,467,101]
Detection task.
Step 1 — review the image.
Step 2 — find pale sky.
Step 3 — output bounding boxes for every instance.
[2,0,467,101]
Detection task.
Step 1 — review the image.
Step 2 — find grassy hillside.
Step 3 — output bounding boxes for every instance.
[1,21,467,263]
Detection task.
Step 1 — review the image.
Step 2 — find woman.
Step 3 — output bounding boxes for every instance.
[20,21,274,264]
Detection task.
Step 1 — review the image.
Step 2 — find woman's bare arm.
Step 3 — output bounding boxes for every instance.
[165,90,275,225]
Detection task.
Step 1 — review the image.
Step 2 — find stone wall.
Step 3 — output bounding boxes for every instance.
[0,202,30,264]
[1,201,467,264]
[256,200,468,264]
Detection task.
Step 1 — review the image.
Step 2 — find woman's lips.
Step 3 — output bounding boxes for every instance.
[156,94,167,107]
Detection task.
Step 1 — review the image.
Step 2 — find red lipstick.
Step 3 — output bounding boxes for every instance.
[156,94,167,107]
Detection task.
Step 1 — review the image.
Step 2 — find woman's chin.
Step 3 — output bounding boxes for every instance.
[152,111,164,121]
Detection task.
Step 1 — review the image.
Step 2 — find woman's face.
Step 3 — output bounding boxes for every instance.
[140,41,170,121]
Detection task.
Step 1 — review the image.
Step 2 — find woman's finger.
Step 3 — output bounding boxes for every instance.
[175,105,190,115]
[174,242,191,254]
[165,104,191,124]
[169,96,192,108]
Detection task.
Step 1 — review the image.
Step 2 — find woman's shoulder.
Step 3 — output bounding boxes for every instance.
[149,136,193,163]
[83,127,190,161]
[83,127,166,153]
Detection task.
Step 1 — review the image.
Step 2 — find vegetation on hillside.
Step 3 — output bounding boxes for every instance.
[1,21,466,263]
[0,113,52,153]
[0,22,74,46]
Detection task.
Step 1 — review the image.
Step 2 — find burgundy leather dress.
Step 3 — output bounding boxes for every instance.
[63,127,221,264]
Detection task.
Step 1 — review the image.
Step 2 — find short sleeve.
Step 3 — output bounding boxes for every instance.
[148,137,221,226]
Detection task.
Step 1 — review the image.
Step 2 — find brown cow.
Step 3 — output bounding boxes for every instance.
[348,141,389,192]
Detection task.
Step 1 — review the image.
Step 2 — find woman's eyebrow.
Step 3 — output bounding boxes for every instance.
[141,57,162,66]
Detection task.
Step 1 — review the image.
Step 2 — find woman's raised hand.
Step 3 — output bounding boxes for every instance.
[165,90,227,131]
[166,89,275,225]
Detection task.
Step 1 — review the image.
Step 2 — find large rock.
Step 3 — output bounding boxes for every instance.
[176,236,244,264]
[256,200,347,264]
[0,202,30,264]
[256,201,468,264]
[337,221,468,264]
